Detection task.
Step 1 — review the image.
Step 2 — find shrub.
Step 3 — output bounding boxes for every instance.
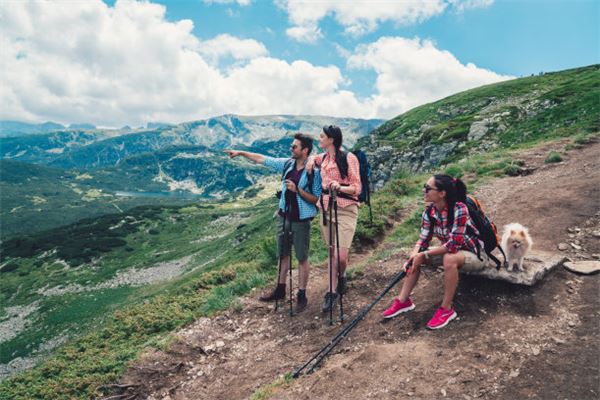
[544,151,563,164]
[444,164,463,178]
[503,163,521,176]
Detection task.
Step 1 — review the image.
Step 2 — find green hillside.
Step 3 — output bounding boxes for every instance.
[0,145,273,239]
[358,65,599,180]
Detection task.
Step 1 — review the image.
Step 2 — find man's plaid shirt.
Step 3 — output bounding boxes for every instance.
[416,201,484,254]
[263,157,322,220]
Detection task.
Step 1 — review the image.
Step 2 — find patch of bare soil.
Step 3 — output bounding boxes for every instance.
[113,139,599,400]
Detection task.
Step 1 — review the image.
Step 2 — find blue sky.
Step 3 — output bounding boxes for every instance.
[1,0,598,126]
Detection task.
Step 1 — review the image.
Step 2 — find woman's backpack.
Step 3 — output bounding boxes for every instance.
[465,195,507,269]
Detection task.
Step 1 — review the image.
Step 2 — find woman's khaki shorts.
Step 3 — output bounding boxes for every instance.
[319,204,358,249]
[425,250,490,272]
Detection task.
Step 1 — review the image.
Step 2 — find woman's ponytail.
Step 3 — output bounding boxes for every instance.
[433,174,468,228]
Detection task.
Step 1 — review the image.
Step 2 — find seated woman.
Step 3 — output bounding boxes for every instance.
[382,174,489,329]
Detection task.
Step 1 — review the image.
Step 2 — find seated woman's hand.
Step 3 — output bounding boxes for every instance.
[405,252,425,275]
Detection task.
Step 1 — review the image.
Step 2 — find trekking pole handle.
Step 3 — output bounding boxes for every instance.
[329,182,337,201]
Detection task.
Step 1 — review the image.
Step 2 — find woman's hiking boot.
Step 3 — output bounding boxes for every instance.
[321,292,338,313]
[259,283,286,302]
[296,290,308,313]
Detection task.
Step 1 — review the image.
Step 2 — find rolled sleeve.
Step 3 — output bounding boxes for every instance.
[443,203,469,253]
[416,209,432,250]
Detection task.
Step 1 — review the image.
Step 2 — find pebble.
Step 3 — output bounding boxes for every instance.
[570,243,582,250]
[532,347,540,356]
[558,243,569,251]
[509,369,520,378]
[568,321,576,328]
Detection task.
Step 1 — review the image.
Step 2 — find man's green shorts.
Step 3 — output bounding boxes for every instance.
[276,215,311,262]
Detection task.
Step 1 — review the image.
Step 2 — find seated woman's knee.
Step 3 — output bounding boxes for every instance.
[443,253,461,270]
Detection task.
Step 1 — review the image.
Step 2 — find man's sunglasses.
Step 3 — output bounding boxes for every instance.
[423,184,440,193]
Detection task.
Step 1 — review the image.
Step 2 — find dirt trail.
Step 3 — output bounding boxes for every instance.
[116,139,600,400]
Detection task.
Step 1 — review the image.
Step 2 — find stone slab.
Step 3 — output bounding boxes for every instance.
[563,260,600,275]
[460,250,567,286]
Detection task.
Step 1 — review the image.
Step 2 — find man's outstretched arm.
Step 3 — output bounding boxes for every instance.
[224,150,265,164]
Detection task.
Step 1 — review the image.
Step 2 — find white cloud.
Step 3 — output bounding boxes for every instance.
[285,25,323,44]
[204,0,252,6]
[347,36,513,118]
[0,1,510,126]
[0,0,365,126]
[278,0,494,41]
[448,0,494,12]
[198,34,268,65]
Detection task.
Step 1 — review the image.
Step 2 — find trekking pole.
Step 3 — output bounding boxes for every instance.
[292,254,422,378]
[333,191,343,323]
[275,200,288,312]
[287,203,294,317]
[328,184,335,326]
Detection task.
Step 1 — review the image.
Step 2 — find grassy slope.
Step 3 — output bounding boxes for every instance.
[1,65,598,399]
[358,65,599,158]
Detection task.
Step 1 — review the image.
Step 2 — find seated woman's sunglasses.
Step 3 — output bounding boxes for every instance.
[423,184,440,193]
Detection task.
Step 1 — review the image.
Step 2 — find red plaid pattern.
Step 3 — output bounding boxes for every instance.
[416,202,484,254]
[317,152,361,210]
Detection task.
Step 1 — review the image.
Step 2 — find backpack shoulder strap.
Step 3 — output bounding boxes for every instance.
[281,158,294,181]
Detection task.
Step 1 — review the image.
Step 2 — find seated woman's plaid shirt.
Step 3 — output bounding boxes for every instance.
[416,201,484,254]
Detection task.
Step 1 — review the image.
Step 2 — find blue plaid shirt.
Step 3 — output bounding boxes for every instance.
[263,157,322,220]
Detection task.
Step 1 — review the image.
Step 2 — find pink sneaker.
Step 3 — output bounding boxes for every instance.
[383,298,415,319]
[427,306,457,330]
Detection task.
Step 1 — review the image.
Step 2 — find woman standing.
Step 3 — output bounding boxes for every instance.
[313,125,362,313]
[382,174,489,329]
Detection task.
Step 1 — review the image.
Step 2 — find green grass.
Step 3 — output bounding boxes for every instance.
[545,151,563,163]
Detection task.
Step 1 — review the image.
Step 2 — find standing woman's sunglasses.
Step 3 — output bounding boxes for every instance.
[423,184,440,193]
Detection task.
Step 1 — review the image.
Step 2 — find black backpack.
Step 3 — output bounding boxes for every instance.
[426,195,507,269]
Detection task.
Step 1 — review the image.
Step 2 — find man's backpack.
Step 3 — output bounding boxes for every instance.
[321,150,373,222]
[427,195,507,269]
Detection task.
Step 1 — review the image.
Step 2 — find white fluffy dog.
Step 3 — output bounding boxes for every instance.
[501,223,533,272]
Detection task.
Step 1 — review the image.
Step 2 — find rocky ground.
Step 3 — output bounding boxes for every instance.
[109,139,599,400]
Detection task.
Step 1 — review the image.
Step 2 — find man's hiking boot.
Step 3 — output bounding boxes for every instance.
[426,306,457,330]
[336,276,348,295]
[321,292,338,313]
[382,298,415,318]
[259,283,285,302]
[296,291,308,313]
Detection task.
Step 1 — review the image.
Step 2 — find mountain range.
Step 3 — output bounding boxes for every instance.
[0,115,383,238]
